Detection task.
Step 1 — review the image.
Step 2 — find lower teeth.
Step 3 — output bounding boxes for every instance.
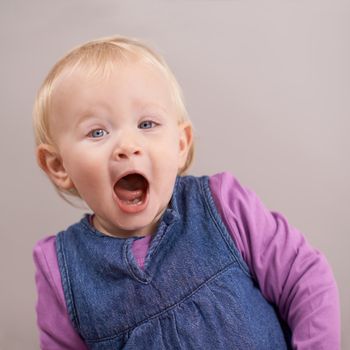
[127,198,141,205]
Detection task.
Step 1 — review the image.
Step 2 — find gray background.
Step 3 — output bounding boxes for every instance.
[1,0,349,349]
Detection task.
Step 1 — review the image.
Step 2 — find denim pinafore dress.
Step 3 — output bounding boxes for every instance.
[56,175,290,349]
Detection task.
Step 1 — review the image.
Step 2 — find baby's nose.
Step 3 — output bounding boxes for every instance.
[114,145,141,160]
[113,132,142,160]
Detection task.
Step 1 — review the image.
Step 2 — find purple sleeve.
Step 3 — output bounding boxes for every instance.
[33,236,88,350]
[209,172,340,350]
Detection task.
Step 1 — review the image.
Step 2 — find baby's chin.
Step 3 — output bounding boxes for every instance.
[92,214,160,238]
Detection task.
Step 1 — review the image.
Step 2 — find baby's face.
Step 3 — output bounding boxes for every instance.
[49,60,191,237]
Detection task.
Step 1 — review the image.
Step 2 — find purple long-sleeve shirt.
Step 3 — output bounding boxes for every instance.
[33,172,340,349]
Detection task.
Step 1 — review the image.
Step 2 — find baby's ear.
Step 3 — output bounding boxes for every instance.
[178,121,193,167]
[36,144,74,190]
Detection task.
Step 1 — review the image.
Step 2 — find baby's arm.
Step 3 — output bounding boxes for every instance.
[33,236,88,350]
[210,172,340,350]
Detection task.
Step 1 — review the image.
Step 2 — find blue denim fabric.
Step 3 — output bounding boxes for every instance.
[56,175,291,349]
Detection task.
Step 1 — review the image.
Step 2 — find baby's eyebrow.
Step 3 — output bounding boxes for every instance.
[132,99,168,113]
[72,102,113,126]
[139,105,169,116]
[74,113,101,128]
[72,103,169,129]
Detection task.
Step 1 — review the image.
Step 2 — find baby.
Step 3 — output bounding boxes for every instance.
[33,36,340,349]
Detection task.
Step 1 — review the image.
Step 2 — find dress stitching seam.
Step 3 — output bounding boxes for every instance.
[85,262,236,343]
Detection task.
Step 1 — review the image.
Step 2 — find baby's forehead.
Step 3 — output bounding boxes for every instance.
[54,58,170,97]
[46,50,186,134]
[50,59,177,123]
[53,57,171,95]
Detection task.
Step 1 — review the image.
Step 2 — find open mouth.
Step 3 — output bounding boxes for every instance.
[114,173,149,213]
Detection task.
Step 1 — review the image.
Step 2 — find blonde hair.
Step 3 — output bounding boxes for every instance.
[33,35,194,200]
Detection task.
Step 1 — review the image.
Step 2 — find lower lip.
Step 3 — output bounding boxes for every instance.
[113,189,149,214]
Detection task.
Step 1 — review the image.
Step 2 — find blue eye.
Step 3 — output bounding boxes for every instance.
[139,120,157,129]
[88,129,108,138]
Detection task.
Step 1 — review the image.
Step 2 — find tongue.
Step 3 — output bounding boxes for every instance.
[114,174,147,202]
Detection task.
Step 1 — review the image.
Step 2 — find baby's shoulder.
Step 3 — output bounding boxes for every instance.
[33,235,57,270]
[209,171,255,200]
[33,235,64,297]
[33,235,56,253]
